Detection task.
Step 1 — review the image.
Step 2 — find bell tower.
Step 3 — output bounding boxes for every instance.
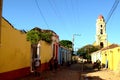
[96,15,107,48]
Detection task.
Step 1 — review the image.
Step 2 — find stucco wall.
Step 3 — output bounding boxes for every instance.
[39,35,59,71]
[91,51,101,63]
[40,40,52,64]
[101,47,120,71]
[0,18,31,73]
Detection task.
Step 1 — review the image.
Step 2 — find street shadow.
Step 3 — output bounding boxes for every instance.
[69,63,95,72]
[80,76,105,80]
[69,63,105,80]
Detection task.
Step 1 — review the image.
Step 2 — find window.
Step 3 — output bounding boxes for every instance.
[100,29,103,34]
[100,25,102,28]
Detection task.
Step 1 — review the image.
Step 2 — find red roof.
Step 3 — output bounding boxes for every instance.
[98,15,103,19]
[101,44,119,51]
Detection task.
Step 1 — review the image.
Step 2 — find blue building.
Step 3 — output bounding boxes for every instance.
[58,46,72,65]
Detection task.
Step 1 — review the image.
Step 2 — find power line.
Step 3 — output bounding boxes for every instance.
[47,0,72,37]
[35,0,49,29]
[47,0,65,25]
[106,0,120,24]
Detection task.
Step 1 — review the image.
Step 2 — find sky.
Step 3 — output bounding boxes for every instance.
[2,0,120,50]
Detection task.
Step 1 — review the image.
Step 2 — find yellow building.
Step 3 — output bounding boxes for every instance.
[91,44,120,72]
[0,0,2,44]
[101,44,120,71]
[92,15,120,72]
[0,1,58,78]
[0,17,31,79]
[29,28,59,72]
[0,18,59,79]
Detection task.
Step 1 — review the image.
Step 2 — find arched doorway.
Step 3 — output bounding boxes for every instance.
[100,42,104,48]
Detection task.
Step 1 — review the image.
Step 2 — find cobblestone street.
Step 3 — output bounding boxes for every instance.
[19,63,120,80]
[19,64,81,80]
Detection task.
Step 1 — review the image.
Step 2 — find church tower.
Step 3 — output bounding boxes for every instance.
[95,15,107,48]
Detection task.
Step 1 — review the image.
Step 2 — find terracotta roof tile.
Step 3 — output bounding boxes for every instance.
[101,44,119,51]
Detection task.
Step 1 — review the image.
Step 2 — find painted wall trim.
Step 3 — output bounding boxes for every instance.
[0,67,30,80]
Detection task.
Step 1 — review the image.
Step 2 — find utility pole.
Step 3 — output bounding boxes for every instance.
[72,34,81,53]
